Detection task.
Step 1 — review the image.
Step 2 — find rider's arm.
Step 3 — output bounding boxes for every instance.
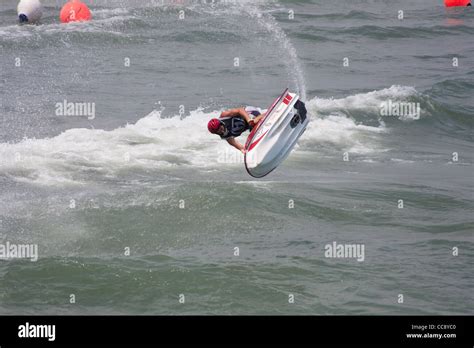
[226,137,245,153]
[220,107,251,124]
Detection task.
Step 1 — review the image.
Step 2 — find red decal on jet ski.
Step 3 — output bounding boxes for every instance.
[248,130,269,152]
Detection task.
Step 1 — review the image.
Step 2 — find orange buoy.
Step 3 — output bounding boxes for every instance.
[60,0,92,23]
[444,0,471,7]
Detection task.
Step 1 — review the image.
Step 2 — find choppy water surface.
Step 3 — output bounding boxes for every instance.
[0,0,472,314]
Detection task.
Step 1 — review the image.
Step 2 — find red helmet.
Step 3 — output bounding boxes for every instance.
[208,118,221,134]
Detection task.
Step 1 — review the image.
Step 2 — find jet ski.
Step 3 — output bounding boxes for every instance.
[244,88,308,178]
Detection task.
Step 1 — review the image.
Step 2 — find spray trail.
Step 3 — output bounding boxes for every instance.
[240,3,307,101]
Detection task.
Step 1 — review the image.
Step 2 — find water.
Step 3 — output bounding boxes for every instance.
[0,0,473,315]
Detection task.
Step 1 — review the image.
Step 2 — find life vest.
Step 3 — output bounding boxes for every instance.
[219,108,261,140]
[219,116,249,139]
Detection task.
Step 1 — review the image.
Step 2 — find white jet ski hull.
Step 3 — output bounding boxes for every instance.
[244,88,309,178]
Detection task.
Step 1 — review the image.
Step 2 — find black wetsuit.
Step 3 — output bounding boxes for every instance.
[219,110,261,140]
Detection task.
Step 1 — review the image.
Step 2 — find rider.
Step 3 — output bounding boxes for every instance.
[207,107,265,153]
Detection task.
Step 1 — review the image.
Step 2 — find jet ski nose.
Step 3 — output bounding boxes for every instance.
[19,14,29,23]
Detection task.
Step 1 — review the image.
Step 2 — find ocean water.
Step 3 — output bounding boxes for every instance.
[0,0,472,315]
